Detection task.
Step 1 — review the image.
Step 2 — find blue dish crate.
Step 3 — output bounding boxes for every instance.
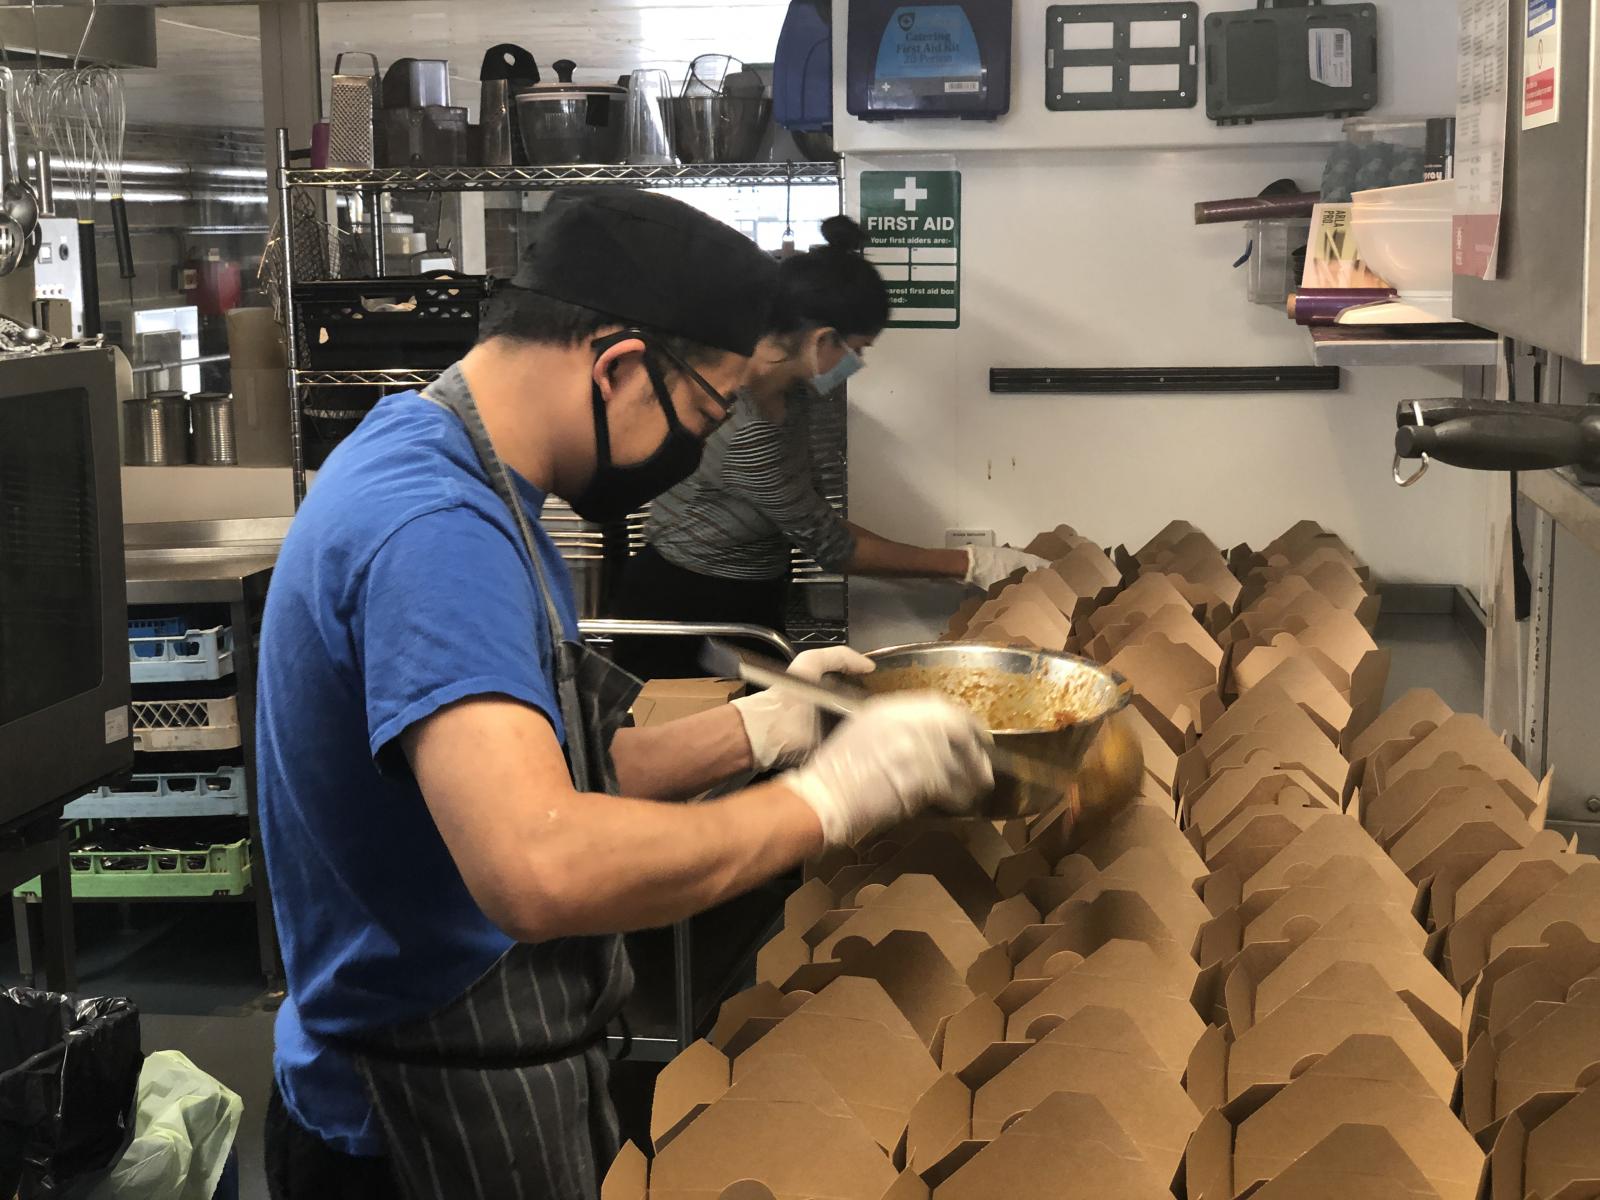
[128,626,235,684]
[64,767,248,820]
[128,616,190,659]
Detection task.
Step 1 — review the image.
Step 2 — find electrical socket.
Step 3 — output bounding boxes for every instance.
[945,528,996,549]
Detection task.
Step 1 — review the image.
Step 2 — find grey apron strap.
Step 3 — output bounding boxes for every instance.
[420,362,635,792]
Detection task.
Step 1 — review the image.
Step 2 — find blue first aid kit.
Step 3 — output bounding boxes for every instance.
[846,1,1013,122]
[774,0,833,132]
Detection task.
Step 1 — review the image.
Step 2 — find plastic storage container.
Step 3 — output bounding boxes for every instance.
[1246,218,1311,308]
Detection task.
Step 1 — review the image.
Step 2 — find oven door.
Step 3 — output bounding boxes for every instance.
[0,348,132,819]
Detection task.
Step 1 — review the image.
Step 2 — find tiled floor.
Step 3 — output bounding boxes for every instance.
[2,615,1485,1200]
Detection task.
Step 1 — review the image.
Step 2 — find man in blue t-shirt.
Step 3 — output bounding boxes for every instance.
[256,190,993,1200]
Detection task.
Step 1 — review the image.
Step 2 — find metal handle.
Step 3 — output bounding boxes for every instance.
[576,619,797,663]
[1396,413,1597,473]
[334,51,380,80]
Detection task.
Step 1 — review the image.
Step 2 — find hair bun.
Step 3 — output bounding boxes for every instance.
[820,215,867,254]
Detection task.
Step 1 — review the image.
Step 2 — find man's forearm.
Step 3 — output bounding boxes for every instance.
[611,704,755,800]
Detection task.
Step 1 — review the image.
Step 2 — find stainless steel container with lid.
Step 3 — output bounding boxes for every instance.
[515,59,624,165]
[382,58,451,110]
[188,392,236,466]
[124,390,189,466]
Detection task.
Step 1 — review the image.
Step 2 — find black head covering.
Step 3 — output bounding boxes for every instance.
[511,189,778,357]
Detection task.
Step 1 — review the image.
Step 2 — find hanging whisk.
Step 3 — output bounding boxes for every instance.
[47,70,103,335]
[13,71,53,217]
[80,67,129,278]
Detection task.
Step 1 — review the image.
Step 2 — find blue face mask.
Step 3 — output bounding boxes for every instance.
[811,343,865,395]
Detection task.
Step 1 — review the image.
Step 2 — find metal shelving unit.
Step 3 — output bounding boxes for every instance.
[282,161,841,191]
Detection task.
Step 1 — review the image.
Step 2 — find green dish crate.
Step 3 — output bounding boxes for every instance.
[16,834,252,900]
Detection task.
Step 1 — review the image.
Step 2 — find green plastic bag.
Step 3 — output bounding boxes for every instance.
[84,1052,241,1200]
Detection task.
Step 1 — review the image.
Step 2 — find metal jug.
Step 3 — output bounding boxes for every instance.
[479,44,539,167]
[328,52,380,169]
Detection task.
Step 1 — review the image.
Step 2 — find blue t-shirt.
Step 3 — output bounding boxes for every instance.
[256,388,578,1156]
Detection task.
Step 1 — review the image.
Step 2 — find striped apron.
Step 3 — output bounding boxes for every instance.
[339,363,642,1200]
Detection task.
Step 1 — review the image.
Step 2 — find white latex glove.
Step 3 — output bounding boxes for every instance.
[731,646,877,771]
[964,545,1051,590]
[782,694,994,847]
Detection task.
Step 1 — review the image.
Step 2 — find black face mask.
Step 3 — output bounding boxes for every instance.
[568,342,706,524]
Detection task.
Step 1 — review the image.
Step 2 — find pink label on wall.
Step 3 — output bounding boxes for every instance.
[1525,68,1557,115]
[1454,213,1501,278]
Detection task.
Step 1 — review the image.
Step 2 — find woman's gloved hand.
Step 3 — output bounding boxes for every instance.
[964,545,1050,590]
[781,694,994,846]
[731,646,877,771]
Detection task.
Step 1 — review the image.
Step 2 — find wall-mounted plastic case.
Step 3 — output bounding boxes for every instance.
[1205,0,1378,125]
[846,1,1014,121]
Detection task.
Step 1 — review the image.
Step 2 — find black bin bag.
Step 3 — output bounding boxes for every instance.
[0,989,142,1199]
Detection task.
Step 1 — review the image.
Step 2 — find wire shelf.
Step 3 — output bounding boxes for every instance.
[296,368,442,389]
[283,162,842,192]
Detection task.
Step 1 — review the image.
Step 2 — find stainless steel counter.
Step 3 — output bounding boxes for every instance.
[124,518,288,604]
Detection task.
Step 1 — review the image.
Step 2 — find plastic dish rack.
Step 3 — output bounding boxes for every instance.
[127,626,235,684]
[16,834,252,900]
[132,697,242,753]
[64,767,248,820]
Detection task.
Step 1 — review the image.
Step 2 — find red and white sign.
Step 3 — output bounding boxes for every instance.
[1523,0,1561,130]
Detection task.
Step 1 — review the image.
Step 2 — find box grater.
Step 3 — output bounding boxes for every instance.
[328,52,380,169]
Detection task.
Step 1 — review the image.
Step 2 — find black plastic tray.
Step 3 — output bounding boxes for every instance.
[296,274,494,369]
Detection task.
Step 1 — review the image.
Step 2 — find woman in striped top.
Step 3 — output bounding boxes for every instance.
[610,217,1046,678]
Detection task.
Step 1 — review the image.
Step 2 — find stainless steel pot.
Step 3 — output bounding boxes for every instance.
[124,391,189,466]
[858,642,1140,820]
[515,59,623,165]
[661,96,772,163]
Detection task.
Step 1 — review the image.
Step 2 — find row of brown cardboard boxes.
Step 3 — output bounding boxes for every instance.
[945,520,1391,755]
[608,521,1587,1200]
[603,800,1215,1200]
[601,522,1388,1198]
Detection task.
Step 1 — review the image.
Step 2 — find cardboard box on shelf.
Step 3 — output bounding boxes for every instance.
[906,1004,1199,1183]
[1086,573,1195,637]
[1487,863,1600,965]
[1048,542,1123,602]
[1483,1089,1590,1200]
[1246,1125,1446,1200]
[1221,655,1356,745]
[1184,763,1339,842]
[1460,985,1600,1135]
[655,976,937,1155]
[1388,794,1564,894]
[913,1090,1173,1200]
[1371,714,1546,818]
[719,930,976,1050]
[758,873,1009,1000]
[1022,524,1084,561]
[1464,922,1600,1050]
[1347,689,1456,775]
[974,936,1206,1074]
[1192,805,1339,882]
[1238,815,1415,906]
[1061,802,1206,884]
[630,677,745,727]
[1520,1082,1600,1200]
[1439,849,1588,988]
[604,1054,906,1200]
[1354,764,1522,848]
[1187,1034,1482,1200]
[1084,604,1223,669]
[1200,856,1425,966]
[1225,901,1461,1061]
[1003,888,1201,984]
[1189,960,1458,1108]
[1107,634,1221,754]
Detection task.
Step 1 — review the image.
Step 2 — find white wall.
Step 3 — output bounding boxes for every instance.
[835,0,1492,649]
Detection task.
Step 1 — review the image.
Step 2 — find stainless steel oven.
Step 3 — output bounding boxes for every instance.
[0,347,132,820]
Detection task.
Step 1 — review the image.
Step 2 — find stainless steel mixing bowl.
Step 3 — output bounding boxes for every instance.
[858,642,1138,819]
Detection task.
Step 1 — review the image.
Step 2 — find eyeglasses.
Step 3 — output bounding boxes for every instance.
[594,329,737,419]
